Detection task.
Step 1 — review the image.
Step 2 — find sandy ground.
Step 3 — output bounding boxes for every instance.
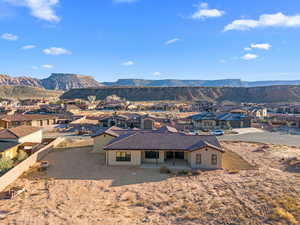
[0,142,299,225]
[221,131,300,147]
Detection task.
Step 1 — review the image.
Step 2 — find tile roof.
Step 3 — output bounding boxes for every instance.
[217,113,249,121]
[158,125,178,133]
[91,126,130,137]
[0,114,58,122]
[190,112,218,121]
[104,132,224,152]
[0,125,41,140]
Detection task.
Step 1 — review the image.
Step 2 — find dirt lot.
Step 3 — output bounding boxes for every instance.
[0,142,299,225]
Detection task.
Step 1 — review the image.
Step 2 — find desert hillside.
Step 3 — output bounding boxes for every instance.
[0,86,62,99]
[60,85,300,103]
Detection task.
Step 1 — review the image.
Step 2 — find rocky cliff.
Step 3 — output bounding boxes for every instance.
[0,74,43,88]
[40,73,103,90]
[0,73,103,91]
[60,85,300,103]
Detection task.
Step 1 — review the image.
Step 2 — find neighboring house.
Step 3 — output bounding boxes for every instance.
[0,142,20,159]
[91,126,134,153]
[103,131,224,169]
[69,116,100,134]
[250,108,268,119]
[190,112,251,130]
[0,125,43,143]
[190,112,218,130]
[0,114,58,129]
[217,112,251,129]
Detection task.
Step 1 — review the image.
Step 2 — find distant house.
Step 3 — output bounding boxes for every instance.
[249,108,268,119]
[69,116,100,134]
[190,111,251,130]
[190,112,218,130]
[0,114,58,129]
[217,112,251,129]
[0,125,43,143]
[103,132,224,169]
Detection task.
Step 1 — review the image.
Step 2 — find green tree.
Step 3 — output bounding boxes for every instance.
[0,157,14,174]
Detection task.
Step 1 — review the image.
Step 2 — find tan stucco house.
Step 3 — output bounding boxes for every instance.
[102,131,224,170]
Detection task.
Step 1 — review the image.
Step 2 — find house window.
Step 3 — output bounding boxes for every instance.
[116,152,131,162]
[196,153,201,165]
[145,151,159,159]
[211,154,217,165]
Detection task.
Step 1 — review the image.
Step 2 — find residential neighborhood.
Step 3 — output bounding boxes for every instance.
[1,0,300,224]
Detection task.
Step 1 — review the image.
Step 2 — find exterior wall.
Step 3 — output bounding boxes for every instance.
[141,151,164,163]
[0,137,64,192]
[193,120,216,130]
[19,130,43,143]
[189,147,222,169]
[0,145,19,159]
[141,119,154,130]
[0,120,7,128]
[93,134,115,153]
[107,150,141,166]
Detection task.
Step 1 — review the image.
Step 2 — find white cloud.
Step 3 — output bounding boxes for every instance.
[165,38,181,45]
[219,59,226,63]
[1,33,18,41]
[5,0,60,22]
[224,13,300,31]
[113,0,137,3]
[244,47,252,51]
[242,53,258,60]
[191,2,224,19]
[153,72,161,76]
[22,45,36,49]
[32,66,39,70]
[43,47,71,55]
[250,43,272,50]
[42,64,53,69]
[121,61,134,66]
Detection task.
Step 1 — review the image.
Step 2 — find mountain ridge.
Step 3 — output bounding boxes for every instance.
[60,85,300,103]
[103,79,300,87]
[1,74,300,90]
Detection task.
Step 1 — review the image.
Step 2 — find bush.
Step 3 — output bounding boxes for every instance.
[17,150,28,162]
[177,170,189,176]
[0,157,14,174]
[228,169,240,174]
[160,166,171,174]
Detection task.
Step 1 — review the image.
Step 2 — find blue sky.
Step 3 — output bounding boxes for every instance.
[1,0,300,82]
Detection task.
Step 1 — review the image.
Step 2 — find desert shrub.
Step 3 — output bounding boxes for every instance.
[0,157,14,174]
[273,207,298,225]
[228,169,240,174]
[191,170,201,176]
[160,166,171,174]
[177,170,189,176]
[17,150,28,162]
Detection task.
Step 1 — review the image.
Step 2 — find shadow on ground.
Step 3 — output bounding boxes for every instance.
[43,147,171,187]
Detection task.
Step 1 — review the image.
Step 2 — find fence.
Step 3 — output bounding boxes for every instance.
[0,137,64,192]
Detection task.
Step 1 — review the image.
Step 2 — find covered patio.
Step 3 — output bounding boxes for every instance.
[141,150,190,169]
